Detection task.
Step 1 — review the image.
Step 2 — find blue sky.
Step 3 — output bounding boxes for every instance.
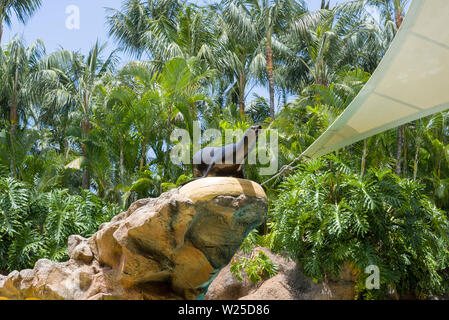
[1,0,347,103]
[2,0,343,53]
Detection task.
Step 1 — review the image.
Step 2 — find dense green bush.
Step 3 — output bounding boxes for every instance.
[270,155,449,298]
[0,177,120,273]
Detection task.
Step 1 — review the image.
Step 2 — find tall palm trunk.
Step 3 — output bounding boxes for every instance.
[266,35,275,119]
[413,138,420,180]
[218,81,226,115]
[192,102,198,121]
[9,69,19,178]
[119,136,125,181]
[0,8,3,45]
[139,137,147,171]
[265,0,275,119]
[395,126,403,175]
[395,6,404,176]
[9,100,18,178]
[395,7,403,28]
[361,139,367,176]
[81,90,92,189]
[402,137,407,176]
[81,116,91,189]
[238,73,246,119]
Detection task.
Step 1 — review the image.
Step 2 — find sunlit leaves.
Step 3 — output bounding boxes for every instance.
[0,176,120,272]
[231,250,279,284]
[0,178,28,236]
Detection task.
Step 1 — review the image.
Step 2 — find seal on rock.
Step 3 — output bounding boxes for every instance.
[192,125,263,178]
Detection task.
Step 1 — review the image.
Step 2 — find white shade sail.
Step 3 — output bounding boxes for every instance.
[302,0,449,159]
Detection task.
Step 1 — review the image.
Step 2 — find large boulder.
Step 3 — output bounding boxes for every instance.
[204,247,357,300]
[0,178,267,300]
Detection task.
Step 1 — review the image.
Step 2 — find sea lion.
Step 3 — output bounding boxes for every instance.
[192,125,263,178]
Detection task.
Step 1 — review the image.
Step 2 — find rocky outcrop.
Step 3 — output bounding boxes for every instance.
[204,247,357,300]
[0,178,267,300]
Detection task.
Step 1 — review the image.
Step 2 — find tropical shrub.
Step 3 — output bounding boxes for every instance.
[270,155,449,298]
[0,176,120,273]
[230,249,279,284]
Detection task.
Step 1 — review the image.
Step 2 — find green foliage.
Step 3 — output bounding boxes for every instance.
[0,176,119,272]
[270,155,449,297]
[2,0,449,299]
[0,178,29,236]
[230,250,279,284]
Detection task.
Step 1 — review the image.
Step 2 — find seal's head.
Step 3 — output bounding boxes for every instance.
[250,125,263,137]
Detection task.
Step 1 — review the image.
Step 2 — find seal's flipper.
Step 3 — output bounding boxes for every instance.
[202,161,215,178]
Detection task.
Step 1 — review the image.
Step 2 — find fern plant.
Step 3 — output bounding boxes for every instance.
[0,176,120,273]
[0,178,29,236]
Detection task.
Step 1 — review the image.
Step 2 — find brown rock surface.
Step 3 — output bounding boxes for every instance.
[204,247,356,300]
[0,178,267,300]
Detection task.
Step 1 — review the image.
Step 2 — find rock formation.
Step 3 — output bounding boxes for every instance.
[0,178,267,300]
[205,247,357,300]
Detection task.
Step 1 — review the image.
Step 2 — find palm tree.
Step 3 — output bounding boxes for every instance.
[107,1,215,67]
[110,57,213,175]
[0,37,44,177]
[105,79,163,173]
[95,75,134,185]
[215,1,261,118]
[368,0,409,176]
[31,41,118,189]
[338,0,409,175]
[108,1,217,121]
[0,0,42,45]
[288,3,377,87]
[106,0,183,58]
[226,0,306,119]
